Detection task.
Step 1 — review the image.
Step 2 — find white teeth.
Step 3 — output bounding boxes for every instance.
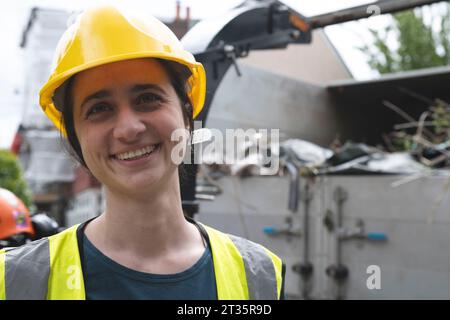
[115,145,157,160]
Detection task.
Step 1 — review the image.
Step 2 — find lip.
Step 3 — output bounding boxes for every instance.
[111,143,161,167]
[111,143,160,158]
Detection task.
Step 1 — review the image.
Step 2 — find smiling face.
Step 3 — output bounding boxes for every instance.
[71,58,187,195]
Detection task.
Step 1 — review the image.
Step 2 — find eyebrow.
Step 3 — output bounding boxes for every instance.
[80,84,166,111]
[80,90,111,112]
[130,84,166,95]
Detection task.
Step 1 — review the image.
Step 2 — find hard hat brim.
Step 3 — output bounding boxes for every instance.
[40,52,206,136]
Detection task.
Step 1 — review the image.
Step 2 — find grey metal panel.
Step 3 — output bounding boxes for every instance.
[206,64,339,146]
[312,174,450,299]
[199,174,450,299]
[199,176,294,217]
[316,175,450,223]
[344,264,450,300]
[340,220,450,271]
[198,177,244,216]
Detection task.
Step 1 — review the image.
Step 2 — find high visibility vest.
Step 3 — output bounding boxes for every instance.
[0,223,282,300]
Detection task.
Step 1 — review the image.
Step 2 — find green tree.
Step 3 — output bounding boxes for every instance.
[0,149,33,208]
[359,4,450,74]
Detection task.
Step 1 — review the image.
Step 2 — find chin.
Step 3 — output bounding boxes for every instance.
[122,166,174,193]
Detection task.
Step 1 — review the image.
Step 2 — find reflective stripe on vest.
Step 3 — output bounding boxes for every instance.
[229,235,279,300]
[1,223,282,300]
[4,238,50,300]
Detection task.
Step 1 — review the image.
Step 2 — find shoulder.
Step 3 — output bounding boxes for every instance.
[1,237,51,296]
[2,237,49,260]
[199,223,285,299]
[228,233,281,263]
[199,222,282,268]
[3,224,80,261]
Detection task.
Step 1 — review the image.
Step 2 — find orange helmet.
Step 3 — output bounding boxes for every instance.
[0,188,35,240]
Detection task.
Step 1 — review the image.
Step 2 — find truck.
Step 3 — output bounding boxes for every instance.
[180,0,450,299]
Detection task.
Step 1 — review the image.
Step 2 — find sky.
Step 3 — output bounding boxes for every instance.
[0,0,435,149]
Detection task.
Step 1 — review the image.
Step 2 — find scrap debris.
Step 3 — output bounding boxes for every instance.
[382,98,450,168]
[199,97,450,179]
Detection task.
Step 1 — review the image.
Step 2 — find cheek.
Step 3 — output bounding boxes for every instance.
[76,125,104,161]
[155,108,187,142]
[78,136,93,165]
[153,110,189,166]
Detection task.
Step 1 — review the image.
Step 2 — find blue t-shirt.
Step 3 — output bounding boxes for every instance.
[82,233,217,300]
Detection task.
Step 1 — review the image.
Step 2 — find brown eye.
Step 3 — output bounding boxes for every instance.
[85,103,112,118]
[135,93,162,106]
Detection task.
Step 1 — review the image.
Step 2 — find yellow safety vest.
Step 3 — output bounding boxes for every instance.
[0,222,282,300]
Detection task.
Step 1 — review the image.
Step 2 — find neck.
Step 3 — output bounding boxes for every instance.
[86,171,198,259]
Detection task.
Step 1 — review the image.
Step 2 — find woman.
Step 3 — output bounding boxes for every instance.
[0,5,284,300]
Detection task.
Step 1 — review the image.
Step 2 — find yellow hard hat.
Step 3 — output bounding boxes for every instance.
[39,5,206,134]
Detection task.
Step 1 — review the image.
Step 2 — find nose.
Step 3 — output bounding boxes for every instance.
[112,106,146,142]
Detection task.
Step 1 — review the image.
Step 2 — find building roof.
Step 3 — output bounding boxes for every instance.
[326,65,450,145]
[20,6,195,49]
[328,65,450,100]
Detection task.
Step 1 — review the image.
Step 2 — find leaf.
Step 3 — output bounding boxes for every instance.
[0,149,33,208]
